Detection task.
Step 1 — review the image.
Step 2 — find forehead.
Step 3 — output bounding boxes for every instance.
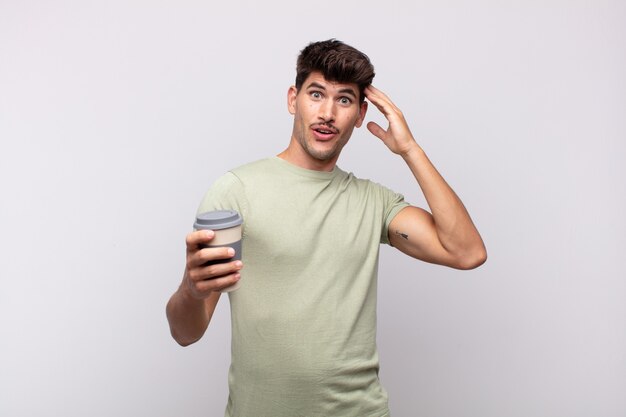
[301,72,359,95]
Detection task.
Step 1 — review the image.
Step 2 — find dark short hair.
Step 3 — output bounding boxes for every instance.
[295,39,375,102]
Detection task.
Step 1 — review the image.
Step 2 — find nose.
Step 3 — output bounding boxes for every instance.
[318,100,335,122]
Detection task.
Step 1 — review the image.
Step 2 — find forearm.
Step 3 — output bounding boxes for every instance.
[401,144,485,258]
[364,85,485,268]
[166,284,213,346]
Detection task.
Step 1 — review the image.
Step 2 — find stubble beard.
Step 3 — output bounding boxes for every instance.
[295,123,346,162]
[299,136,340,161]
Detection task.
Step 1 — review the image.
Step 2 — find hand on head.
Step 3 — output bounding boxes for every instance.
[365,86,419,157]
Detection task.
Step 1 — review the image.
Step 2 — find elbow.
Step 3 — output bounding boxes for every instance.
[454,247,487,270]
[171,330,200,347]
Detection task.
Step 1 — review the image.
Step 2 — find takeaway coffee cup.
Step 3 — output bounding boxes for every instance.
[194,210,243,292]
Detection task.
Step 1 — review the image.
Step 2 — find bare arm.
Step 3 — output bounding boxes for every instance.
[166,286,221,346]
[365,86,487,269]
[166,230,243,346]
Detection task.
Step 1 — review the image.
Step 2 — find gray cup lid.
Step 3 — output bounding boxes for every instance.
[194,210,243,230]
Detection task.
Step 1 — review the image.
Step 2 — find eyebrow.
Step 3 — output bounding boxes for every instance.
[306,82,358,99]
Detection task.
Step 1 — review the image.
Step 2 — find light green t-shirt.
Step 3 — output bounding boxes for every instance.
[197,157,409,417]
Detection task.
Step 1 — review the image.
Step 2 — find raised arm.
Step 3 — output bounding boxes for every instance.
[365,86,487,270]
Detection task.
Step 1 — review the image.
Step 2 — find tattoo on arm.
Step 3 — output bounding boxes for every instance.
[395,230,409,240]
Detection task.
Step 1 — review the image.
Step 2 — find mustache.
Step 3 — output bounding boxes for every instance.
[311,123,339,133]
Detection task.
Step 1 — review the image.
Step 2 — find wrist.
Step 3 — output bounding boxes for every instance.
[179,278,204,304]
[400,142,424,160]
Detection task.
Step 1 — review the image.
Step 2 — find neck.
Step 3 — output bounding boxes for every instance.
[277,138,338,172]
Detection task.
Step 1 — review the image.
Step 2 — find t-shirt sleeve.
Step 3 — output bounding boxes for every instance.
[197,172,249,234]
[380,186,410,245]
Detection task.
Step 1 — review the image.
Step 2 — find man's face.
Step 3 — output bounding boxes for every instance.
[287,72,368,169]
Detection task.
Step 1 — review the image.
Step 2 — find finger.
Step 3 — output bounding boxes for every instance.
[365,85,390,105]
[192,271,241,295]
[365,84,385,97]
[367,97,394,119]
[187,258,243,283]
[367,85,395,105]
[365,86,401,116]
[365,89,388,113]
[199,259,243,281]
[190,246,236,268]
[367,121,388,141]
[186,230,215,252]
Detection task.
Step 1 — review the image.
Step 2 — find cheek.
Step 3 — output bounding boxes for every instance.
[341,112,360,127]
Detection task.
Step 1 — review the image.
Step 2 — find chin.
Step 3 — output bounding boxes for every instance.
[309,147,338,162]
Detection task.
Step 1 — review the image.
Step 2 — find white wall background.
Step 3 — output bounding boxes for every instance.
[1,1,625,416]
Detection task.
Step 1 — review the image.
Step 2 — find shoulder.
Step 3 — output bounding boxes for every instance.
[229,158,276,179]
[199,158,275,191]
[337,167,400,196]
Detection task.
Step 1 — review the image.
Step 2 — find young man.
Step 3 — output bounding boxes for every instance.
[167,39,486,417]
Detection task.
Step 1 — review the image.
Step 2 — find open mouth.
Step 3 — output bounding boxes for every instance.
[312,124,338,140]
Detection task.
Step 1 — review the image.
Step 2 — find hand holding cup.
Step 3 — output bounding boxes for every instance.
[189,210,243,293]
[183,229,243,298]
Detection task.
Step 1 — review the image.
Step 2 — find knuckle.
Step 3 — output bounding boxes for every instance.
[205,263,227,278]
[195,247,208,262]
[200,247,217,262]
[207,261,238,278]
[204,264,218,277]
[203,247,233,262]
[193,279,209,293]
[187,269,199,282]
[190,251,205,267]
[185,232,196,247]
[213,274,237,290]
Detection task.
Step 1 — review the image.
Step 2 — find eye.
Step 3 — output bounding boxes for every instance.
[339,96,353,105]
[310,91,322,100]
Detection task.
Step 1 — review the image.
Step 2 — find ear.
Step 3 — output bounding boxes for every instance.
[355,101,368,128]
[287,85,298,115]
